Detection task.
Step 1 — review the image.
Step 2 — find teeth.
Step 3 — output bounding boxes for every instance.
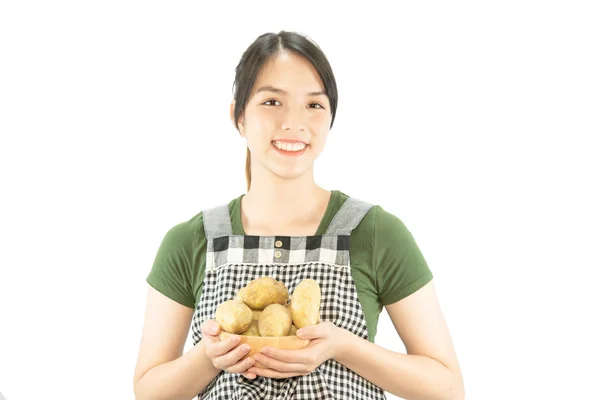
[273,141,306,152]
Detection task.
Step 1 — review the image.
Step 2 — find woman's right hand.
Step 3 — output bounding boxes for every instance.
[201,319,256,380]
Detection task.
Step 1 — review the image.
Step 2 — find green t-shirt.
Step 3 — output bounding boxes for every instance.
[146,190,433,342]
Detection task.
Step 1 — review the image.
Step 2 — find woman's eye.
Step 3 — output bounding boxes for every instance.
[263,100,281,106]
[262,100,324,109]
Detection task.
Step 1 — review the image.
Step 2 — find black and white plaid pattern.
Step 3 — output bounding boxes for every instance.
[191,197,386,399]
[206,235,351,271]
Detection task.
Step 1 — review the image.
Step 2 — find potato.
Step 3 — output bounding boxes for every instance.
[290,279,321,329]
[234,287,247,302]
[252,310,262,321]
[289,324,298,336]
[215,300,253,334]
[258,304,292,337]
[238,277,289,310]
[241,320,260,336]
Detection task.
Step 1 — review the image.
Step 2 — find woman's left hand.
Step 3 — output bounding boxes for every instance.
[247,321,349,379]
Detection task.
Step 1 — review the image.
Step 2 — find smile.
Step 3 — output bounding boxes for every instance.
[271,140,308,156]
[271,141,307,152]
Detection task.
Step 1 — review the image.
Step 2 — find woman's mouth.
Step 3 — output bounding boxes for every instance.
[271,140,308,156]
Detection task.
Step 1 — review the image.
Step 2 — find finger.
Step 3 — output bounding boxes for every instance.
[296,323,328,340]
[242,372,256,380]
[253,353,307,373]
[201,320,221,336]
[213,342,251,369]
[248,367,307,379]
[206,336,241,358]
[225,356,255,374]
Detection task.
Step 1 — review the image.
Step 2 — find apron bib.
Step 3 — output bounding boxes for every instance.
[190,197,386,399]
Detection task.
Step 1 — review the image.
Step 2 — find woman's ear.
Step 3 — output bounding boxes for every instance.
[230,100,245,137]
[229,100,236,126]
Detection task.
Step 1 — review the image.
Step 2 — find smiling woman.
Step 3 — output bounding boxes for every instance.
[229,33,338,191]
[133,30,464,400]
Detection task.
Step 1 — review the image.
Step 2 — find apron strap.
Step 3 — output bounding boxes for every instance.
[325,197,374,236]
[202,204,233,240]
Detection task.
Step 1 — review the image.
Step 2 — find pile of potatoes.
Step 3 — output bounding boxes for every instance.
[215,277,321,337]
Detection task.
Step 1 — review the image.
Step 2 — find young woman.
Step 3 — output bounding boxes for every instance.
[134,31,464,400]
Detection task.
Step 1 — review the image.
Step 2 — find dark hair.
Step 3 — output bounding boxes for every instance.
[232,31,338,191]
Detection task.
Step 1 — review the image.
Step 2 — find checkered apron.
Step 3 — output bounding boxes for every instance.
[191,197,386,399]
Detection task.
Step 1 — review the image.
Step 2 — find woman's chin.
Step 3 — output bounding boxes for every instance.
[268,165,313,182]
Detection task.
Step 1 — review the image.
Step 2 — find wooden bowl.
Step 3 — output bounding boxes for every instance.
[218,331,310,368]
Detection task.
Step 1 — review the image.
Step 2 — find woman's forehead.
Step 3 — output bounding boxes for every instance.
[252,52,325,95]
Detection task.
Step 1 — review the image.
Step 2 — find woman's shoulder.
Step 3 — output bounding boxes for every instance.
[335,190,411,237]
[165,195,242,240]
[340,192,433,304]
[153,212,207,265]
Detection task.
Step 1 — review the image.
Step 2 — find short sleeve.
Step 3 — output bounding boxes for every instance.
[373,206,434,305]
[146,220,197,309]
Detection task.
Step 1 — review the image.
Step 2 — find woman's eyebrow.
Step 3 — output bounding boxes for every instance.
[255,85,327,97]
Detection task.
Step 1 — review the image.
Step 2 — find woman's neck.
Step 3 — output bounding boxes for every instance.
[241,171,331,236]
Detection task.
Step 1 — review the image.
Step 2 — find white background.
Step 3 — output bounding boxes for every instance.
[1,1,599,399]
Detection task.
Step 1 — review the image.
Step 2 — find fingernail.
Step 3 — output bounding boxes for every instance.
[242,344,250,352]
[210,326,218,334]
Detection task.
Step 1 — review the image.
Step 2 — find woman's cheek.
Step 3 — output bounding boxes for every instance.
[308,112,331,130]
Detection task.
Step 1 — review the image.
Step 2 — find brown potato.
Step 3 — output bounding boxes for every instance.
[215,300,253,334]
[234,287,247,302]
[290,279,321,329]
[238,277,289,310]
[289,324,298,336]
[241,320,260,336]
[258,304,292,337]
[252,310,262,321]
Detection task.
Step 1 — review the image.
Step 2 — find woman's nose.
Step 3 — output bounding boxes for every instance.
[280,108,307,133]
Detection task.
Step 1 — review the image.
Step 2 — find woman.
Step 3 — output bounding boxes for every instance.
[134,31,464,400]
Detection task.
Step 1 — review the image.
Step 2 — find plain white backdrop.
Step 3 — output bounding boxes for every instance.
[1,1,599,399]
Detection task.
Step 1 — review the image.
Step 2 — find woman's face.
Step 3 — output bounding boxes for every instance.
[233,51,332,182]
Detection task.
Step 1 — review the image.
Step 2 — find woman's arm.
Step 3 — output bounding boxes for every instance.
[335,280,464,400]
[133,286,220,400]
